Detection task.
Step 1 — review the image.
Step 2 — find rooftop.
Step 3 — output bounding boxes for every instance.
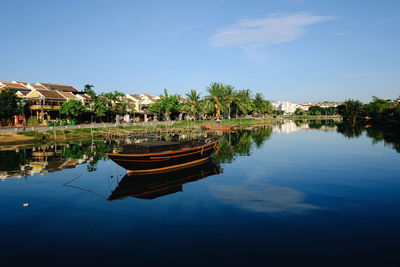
[39,83,79,92]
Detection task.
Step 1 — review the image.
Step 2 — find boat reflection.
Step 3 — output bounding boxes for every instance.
[108,159,221,200]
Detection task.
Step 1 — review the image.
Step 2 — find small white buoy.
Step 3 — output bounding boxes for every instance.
[23,203,29,207]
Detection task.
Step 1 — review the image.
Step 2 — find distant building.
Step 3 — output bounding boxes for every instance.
[1,80,92,123]
[299,104,311,111]
[272,101,298,114]
[25,90,66,121]
[125,93,158,112]
[301,102,343,108]
[0,81,31,95]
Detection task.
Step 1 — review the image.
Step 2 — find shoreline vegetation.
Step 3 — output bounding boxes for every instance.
[1,119,399,180]
[0,116,341,146]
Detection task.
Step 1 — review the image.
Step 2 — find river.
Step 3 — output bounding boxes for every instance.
[0,120,399,266]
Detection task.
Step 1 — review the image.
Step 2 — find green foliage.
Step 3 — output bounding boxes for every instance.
[308,106,337,115]
[205,82,226,119]
[233,89,254,116]
[27,117,39,125]
[205,83,272,119]
[115,102,128,115]
[294,107,305,115]
[84,84,96,99]
[363,96,391,119]
[60,100,87,120]
[149,89,183,120]
[184,89,201,119]
[337,99,364,122]
[0,91,19,120]
[93,97,109,118]
[253,93,272,115]
[101,91,124,101]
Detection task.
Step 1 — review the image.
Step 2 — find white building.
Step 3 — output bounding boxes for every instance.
[271,101,298,114]
[125,93,158,112]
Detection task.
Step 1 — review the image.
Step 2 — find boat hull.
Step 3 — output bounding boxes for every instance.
[108,159,221,200]
[108,141,218,173]
[202,125,236,131]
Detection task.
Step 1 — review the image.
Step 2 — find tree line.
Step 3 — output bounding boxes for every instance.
[336,97,400,124]
[149,82,273,120]
[63,82,275,122]
[1,81,398,125]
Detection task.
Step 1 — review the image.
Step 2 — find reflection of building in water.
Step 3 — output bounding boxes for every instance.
[272,121,337,134]
[272,121,308,133]
[0,145,90,180]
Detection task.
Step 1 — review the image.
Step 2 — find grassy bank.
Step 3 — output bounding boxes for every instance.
[10,118,274,143]
[0,116,340,145]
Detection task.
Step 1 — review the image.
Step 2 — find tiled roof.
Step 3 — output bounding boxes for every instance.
[29,84,47,90]
[15,81,29,86]
[59,92,79,99]
[39,83,79,92]
[37,90,65,100]
[1,82,28,89]
[129,94,141,100]
[80,94,91,100]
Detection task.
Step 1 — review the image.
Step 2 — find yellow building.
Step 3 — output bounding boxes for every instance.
[25,90,66,122]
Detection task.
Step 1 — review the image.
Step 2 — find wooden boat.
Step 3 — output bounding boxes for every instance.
[201,124,237,131]
[107,138,219,173]
[108,159,221,200]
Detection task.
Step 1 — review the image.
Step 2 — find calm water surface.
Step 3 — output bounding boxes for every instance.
[1,121,399,266]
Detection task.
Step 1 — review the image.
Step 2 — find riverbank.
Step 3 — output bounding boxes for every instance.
[0,116,342,146]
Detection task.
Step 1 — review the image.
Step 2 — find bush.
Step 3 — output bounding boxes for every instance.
[28,117,39,125]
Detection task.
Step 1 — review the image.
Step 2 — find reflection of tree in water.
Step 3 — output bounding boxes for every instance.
[0,150,29,172]
[251,126,272,148]
[213,126,272,164]
[336,121,400,152]
[61,141,118,172]
[0,140,121,177]
[336,121,364,138]
[366,126,400,153]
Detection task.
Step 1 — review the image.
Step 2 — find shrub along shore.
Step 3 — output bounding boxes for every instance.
[0,116,339,146]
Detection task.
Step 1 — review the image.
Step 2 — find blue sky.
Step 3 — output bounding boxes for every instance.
[1,0,399,103]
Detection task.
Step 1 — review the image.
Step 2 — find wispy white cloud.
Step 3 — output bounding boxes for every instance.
[212,185,322,215]
[332,31,350,36]
[343,72,384,78]
[210,12,334,58]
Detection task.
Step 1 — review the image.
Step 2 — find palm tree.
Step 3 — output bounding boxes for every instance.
[234,89,254,116]
[253,93,264,115]
[206,82,225,119]
[185,89,201,120]
[253,93,272,115]
[84,84,96,99]
[223,85,235,119]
